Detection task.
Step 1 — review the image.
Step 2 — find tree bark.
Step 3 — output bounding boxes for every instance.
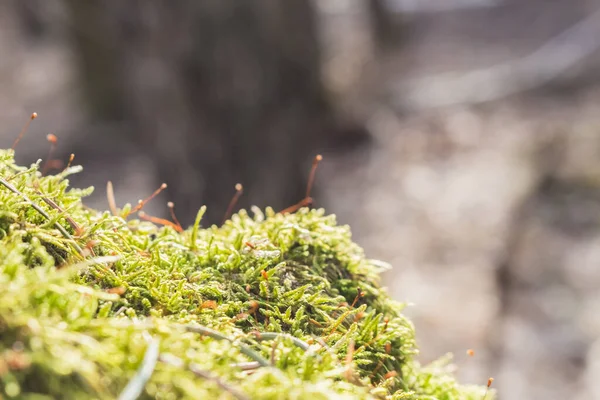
[368,0,398,48]
[63,0,336,225]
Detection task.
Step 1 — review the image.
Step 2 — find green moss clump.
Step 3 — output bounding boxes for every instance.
[0,149,492,399]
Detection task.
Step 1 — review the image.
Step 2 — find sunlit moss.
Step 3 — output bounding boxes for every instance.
[0,149,492,399]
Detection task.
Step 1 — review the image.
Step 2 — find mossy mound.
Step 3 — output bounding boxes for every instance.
[0,149,491,399]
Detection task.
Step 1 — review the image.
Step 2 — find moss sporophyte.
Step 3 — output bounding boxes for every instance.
[0,144,494,398]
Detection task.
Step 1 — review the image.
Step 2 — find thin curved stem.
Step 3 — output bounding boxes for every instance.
[184,324,270,367]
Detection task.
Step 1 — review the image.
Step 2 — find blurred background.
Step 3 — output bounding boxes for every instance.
[1,1,600,398]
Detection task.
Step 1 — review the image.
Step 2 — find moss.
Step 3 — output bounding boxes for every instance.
[0,149,492,399]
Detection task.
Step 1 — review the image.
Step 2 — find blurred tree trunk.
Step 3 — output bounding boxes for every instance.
[63,0,337,224]
[368,0,398,48]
